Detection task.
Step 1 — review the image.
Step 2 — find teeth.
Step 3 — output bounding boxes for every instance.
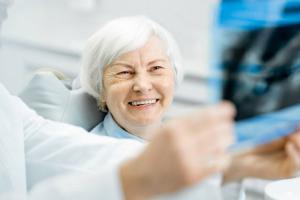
[131,99,157,106]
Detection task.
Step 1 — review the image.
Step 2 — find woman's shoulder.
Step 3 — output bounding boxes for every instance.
[90,121,106,135]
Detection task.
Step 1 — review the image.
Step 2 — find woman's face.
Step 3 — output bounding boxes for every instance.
[102,36,175,129]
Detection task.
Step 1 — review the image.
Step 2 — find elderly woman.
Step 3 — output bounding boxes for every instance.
[80,16,182,141]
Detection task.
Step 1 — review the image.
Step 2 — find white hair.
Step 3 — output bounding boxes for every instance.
[80,15,183,99]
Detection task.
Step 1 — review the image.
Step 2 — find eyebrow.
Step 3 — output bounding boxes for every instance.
[147,59,167,66]
[111,61,133,68]
[111,58,168,68]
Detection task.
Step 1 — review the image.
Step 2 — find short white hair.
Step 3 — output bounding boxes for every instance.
[80,15,183,99]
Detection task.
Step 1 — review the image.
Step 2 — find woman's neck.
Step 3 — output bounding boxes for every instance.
[124,122,162,141]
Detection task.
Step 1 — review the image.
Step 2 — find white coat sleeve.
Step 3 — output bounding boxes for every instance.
[22,114,144,200]
[1,166,124,200]
[0,83,145,200]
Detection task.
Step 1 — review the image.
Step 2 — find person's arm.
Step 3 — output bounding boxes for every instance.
[223,130,300,183]
[24,102,235,200]
[1,83,236,199]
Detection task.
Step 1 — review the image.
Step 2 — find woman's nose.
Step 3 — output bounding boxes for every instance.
[132,73,153,93]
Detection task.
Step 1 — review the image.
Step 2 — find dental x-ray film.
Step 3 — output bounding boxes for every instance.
[214,0,300,151]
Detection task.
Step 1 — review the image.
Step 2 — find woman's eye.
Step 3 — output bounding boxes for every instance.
[151,66,163,71]
[116,71,134,77]
[118,71,130,75]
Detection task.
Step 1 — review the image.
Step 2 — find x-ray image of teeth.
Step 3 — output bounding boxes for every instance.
[217,0,300,120]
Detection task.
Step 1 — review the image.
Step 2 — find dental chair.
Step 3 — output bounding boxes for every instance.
[19,71,106,131]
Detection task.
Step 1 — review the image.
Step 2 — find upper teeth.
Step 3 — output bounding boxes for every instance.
[131,99,156,106]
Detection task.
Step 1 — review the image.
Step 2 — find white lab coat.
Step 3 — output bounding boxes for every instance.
[0,83,144,200]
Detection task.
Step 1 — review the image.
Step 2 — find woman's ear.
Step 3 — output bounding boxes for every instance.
[97,92,108,112]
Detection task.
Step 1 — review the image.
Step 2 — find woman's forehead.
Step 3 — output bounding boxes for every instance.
[114,37,169,63]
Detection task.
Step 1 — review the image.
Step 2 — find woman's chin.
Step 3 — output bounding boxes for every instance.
[129,116,161,127]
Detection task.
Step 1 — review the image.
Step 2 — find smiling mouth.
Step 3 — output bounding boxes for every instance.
[128,99,159,106]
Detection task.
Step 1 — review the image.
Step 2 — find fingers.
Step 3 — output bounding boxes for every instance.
[286,132,300,171]
[196,101,236,122]
[195,154,232,181]
[149,102,236,189]
[183,102,235,176]
[177,102,236,135]
[192,120,234,180]
[286,142,300,171]
[193,120,234,155]
[248,137,287,154]
[288,131,300,150]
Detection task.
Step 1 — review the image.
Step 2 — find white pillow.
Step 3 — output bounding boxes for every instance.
[19,71,105,131]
